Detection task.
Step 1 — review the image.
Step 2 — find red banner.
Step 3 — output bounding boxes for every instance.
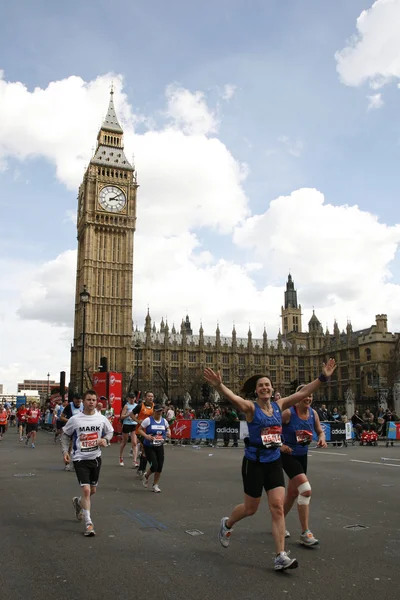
[108,372,122,418]
[170,420,192,439]
[92,371,122,417]
[92,373,107,399]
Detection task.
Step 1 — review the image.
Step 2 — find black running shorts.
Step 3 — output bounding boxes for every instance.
[122,424,137,434]
[144,445,165,473]
[26,423,38,434]
[241,456,285,498]
[74,458,102,487]
[281,453,308,479]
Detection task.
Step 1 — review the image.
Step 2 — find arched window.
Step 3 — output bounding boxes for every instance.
[367,372,373,387]
[365,348,371,361]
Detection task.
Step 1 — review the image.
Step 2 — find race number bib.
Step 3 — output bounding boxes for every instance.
[80,432,99,452]
[295,429,313,446]
[261,426,282,448]
[153,434,164,447]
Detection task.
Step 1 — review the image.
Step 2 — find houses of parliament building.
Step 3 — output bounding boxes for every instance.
[70,90,398,408]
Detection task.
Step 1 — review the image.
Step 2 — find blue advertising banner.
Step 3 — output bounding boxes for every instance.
[191,419,215,439]
[313,422,331,441]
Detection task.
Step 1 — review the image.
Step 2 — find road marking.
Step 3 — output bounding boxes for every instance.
[380,457,400,462]
[308,451,347,456]
[351,459,400,468]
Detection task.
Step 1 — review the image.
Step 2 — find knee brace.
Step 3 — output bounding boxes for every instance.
[297,481,311,505]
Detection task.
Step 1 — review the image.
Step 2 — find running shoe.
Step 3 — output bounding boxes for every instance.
[153,484,161,493]
[300,530,319,547]
[142,475,149,489]
[274,551,298,571]
[285,529,291,538]
[72,497,83,521]
[31,443,35,449]
[133,461,139,468]
[137,470,143,478]
[20,437,23,442]
[119,458,124,466]
[218,517,233,548]
[83,522,96,537]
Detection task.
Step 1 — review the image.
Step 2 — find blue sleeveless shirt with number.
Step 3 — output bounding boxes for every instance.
[282,406,315,456]
[245,402,282,464]
[143,416,168,447]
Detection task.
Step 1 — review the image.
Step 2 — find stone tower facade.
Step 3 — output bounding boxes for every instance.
[281,274,302,334]
[70,90,138,391]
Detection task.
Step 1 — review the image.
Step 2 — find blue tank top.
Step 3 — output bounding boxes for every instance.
[282,406,315,456]
[122,402,137,425]
[244,402,282,464]
[143,416,168,447]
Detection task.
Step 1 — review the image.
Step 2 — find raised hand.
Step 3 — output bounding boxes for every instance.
[322,358,337,378]
[203,368,222,388]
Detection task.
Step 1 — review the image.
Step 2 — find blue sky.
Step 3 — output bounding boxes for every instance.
[1,0,400,392]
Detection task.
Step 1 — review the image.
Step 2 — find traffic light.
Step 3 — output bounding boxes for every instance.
[99,357,108,372]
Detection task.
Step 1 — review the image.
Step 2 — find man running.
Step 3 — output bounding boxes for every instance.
[119,393,139,467]
[0,404,8,440]
[203,358,336,571]
[54,399,68,443]
[137,405,170,493]
[61,390,113,537]
[17,403,27,441]
[281,384,327,546]
[25,401,41,448]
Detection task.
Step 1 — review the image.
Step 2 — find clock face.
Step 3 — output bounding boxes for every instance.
[99,186,127,213]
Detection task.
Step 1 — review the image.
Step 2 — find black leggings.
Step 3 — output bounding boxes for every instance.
[144,445,165,473]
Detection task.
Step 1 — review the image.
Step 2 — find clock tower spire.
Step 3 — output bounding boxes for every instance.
[70,89,137,393]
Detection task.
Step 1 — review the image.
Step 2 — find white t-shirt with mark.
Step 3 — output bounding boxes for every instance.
[62,412,114,461]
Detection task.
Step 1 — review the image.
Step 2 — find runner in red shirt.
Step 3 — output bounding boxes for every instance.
[17,404,28,442]
[26,401,41,448]
[0,405,8,440]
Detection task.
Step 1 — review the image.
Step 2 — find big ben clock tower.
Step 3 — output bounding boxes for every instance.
[70,89,137,392]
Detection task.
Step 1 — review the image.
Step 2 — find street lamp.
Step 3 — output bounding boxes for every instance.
[134,340,141,393]
[80,285,90,396]
[47,372,50,400]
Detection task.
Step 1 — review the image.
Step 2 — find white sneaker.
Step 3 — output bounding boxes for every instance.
[153,484,161,493]
[285,529,290,538]
[274,551,298,571]
[119,458,124,467]
[300,530,319,546]
[218,517,233,548]
[142,475,149,489]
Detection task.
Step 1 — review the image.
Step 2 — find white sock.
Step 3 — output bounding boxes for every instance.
[82,508,91,524]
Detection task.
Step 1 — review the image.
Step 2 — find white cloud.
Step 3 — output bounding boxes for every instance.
[367,92,384,110]
[336,0,400,88]
[234,188,400,316]
[277,135,304,157]
[221,84,237,101]
[164,84,218,135]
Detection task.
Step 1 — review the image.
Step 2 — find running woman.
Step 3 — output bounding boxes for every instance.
[281,385,327,546]
[203,358,336,571]
[119,393,139,467]
[17,403,27,441]
[131,391,154,476]
[25,401,41,448]
[137,404,170,493]
[61,390,113,537]
[0,404,8,440]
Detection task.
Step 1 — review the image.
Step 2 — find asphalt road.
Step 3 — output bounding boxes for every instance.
[1,430,399,600]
